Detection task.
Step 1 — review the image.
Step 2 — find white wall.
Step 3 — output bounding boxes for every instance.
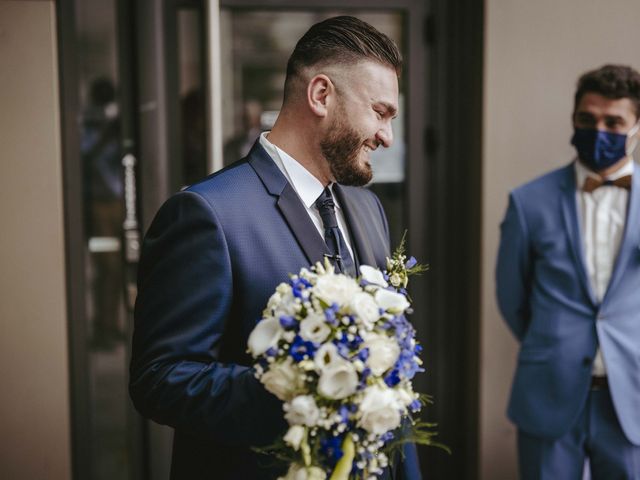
[481,1,640,478]
[0,2,71,479]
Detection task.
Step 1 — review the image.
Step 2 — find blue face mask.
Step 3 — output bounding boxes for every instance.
[571,125,638,171]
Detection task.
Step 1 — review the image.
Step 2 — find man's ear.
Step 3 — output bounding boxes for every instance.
[307,74,333,118]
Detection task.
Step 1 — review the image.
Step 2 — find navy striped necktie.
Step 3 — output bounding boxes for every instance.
[314,187,356,276]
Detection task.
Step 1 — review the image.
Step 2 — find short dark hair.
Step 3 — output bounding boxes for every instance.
[283,16,402,100]
[574,64,640,118]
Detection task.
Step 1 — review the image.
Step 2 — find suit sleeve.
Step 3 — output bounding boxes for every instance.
[129,190,286,446]
[495,192,532,341]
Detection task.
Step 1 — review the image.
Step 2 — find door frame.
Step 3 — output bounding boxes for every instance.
[57,0,146,478]
[58,0,484,478]
[218,2,484,479]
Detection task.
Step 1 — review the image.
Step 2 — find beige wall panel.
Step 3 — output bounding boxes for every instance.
[0,1,71,479]
[482,1,640,479]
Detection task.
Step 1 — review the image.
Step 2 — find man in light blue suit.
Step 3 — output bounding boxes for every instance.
[497,65,640,479]
[130,16,420,479]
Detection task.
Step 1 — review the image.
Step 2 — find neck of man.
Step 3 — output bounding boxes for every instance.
[267,113,334,187]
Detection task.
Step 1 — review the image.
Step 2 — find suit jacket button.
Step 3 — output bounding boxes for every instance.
[582,357,591,366]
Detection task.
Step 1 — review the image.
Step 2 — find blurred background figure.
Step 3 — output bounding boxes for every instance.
[496,65,640,480]
[223,99,264,164]
[181,88,207,186]
[81,76,124,350]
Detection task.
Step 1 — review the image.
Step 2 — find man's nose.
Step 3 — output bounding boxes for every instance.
[376,123,393,148]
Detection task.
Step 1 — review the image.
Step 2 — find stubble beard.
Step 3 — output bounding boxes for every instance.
[320,113,373,187]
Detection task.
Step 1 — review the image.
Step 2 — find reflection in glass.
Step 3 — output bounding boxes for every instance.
[75,0,130,478]
[220,10,406,245]
[178,8,207,187]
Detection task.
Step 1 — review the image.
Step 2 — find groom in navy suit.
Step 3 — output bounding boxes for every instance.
[497,65,640,479]
[130,16,420,479]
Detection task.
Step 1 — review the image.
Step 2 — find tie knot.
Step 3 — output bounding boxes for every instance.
[315,187,338,229]
[315,186,334,207]
[315,187,338,228]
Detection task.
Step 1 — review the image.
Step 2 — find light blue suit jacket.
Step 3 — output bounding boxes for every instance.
[496,162,640,445]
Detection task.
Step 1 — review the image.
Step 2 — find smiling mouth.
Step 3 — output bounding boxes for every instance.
[362,143,377,154]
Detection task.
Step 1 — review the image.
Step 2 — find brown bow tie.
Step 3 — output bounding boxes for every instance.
[582,175,632,193]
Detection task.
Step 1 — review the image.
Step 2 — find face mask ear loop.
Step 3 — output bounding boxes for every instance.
[626,122,640,156]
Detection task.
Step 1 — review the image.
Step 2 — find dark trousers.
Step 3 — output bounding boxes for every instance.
[518,385,640,480]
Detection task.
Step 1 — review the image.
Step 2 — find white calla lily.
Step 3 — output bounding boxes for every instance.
[374,288,410,313]
[359,265,388,287]
[247,316,283,356]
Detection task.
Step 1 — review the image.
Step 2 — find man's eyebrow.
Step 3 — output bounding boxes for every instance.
[376,101,398,118]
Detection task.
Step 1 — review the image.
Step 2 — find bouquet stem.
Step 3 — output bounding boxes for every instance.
[329,434,355,480]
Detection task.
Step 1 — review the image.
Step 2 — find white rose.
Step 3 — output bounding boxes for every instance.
[359,265,388,288]
[363,333,400,376]
[283,425,305,450]
[314,343,341,372]
[299,313,331,343]
[260,358,303,401]
[358,385,402,434]
[374,289,410,313]
[389,273,402,288]
[318,359,358,399]
[279,464,327,480]
[285,395,320,426]
[248,317,283,357]
[350,292,380,328]
[314,274,361,306]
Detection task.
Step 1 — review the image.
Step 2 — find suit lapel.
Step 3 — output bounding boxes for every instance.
[560,167,598,306]
[604,163,640,301]
[278,184,329,265]
[248,141,328,266]
[333,184,382,270]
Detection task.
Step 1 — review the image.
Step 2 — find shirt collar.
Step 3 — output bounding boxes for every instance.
[574,157,634,188]
[259,132,336,209]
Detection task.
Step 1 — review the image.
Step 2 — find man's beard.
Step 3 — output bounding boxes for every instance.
[320,116,373,187]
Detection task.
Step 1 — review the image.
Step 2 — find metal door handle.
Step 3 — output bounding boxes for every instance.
[122,153,140,310]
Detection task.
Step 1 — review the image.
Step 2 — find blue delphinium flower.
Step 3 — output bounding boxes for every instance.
[289,335,316,362]
[338,405,353,425]
[324,303,339,326]
[384,368,401,387]
[265,347,277,358]
[334,330,363,359]
[320,435,344,466]
[279,315,297,330]
[358,367,371,390]
[405,256,418,269]
[289,277,312,299]
[356,347,369,363]
[380,431,395,443]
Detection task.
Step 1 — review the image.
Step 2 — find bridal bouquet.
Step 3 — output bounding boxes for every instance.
[247,240,438,479]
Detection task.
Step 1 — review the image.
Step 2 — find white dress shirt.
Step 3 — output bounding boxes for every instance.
[258,132,354,258]
[575,158,634,376]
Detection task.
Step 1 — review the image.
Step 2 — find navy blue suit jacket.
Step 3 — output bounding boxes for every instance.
[130,143,421,479]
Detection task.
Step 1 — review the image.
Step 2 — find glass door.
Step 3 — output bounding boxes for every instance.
[59,0,209,478]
